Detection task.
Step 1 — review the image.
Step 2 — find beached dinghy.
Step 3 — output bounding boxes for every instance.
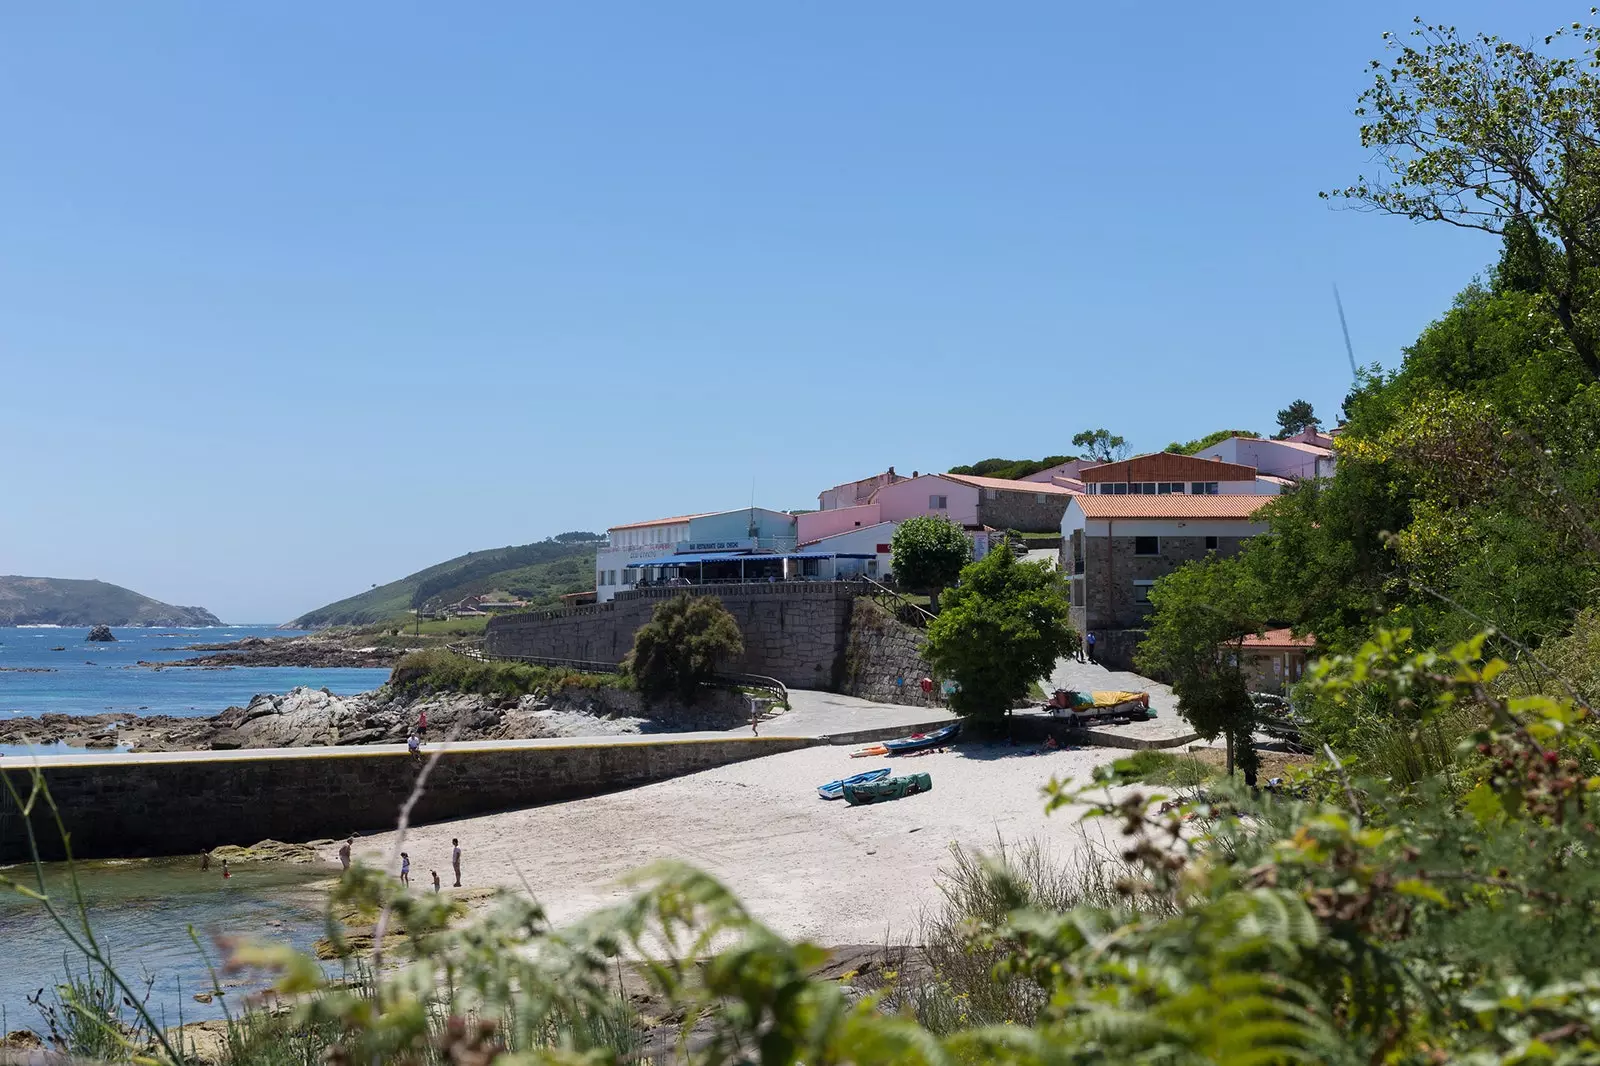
[843,772,933,806]
[817,767,891,801]
[848,722,962,758]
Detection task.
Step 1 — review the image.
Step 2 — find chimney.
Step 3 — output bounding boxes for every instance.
[913,470,919,478]
[888,466,895,476]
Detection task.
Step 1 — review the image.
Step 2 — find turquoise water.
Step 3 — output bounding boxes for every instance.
[0,855,334,1037]
[0,626,390,753]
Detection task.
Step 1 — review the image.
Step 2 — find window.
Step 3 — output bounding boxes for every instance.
[1139,482,1158,494]
[1110,482,1128,495]
[929,494,948,509]
[597,570,606,586]
[1191,481,1219,495]
[1205,535,1219,550]
[608,570,618,585]
[986,488,998,500]
[1134,536,1160,556]
[1035,493,1048,504]
[1133,579,1156,603]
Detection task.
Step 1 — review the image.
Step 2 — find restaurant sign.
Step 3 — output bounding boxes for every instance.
[677,539,755,553]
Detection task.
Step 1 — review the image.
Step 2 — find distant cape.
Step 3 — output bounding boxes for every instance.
[0,575,222,627]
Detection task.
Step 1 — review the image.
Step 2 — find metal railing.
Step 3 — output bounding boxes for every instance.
[859,574,936,626]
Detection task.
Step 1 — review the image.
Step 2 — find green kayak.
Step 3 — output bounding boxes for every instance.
[843,772,933,806]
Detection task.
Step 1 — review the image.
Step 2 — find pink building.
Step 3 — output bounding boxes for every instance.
[817,468,905,511]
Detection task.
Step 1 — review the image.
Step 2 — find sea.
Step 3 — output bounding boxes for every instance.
[0,625,388,1036]
[0,624,390,755]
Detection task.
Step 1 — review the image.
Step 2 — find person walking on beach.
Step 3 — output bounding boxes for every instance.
[400,852,411,887]
[338,838,352,871]
[200,850,211,872]
[1086,632,1098,664]
[431,870,441,892]
[451,838,462,887]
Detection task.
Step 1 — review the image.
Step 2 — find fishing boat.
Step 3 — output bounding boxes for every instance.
[848,721,962,758]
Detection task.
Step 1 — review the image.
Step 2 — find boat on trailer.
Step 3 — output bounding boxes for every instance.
[1043,689,1154,726]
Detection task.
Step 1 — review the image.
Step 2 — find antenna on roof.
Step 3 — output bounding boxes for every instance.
[1333,284,1358,382]
[749,476,758,539]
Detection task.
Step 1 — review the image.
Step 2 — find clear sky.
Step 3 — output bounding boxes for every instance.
[0,2,1576,622]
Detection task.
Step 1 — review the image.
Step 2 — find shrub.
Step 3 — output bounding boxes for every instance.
[889,516,972,595]
[923,546,1076,722]
[623,594,744,702]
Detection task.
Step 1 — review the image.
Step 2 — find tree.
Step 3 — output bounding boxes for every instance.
[923,545,1077,724]
[623,594,744,702]
[889,516,972,597]
[1136,557,1266,784]
[1324,17,1600,380]
[1274,399,1318,438]
[1072,428,1130,463]
[1165,429,1260,455]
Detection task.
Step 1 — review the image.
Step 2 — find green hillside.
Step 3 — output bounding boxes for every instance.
[290,535,603,628]
[0,576,222,627]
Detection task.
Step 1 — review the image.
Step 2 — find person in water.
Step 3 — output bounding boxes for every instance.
[221,859,231,880]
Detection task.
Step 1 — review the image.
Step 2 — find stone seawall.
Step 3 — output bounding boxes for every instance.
[0,736,812,863]
[486,583,860,690]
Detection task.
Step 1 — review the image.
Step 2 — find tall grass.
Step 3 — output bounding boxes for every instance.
[883,835,1171,1033]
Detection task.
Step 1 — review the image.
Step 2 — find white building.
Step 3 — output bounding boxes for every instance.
[1195,430,1335,483]
[797,520,899,581]
[593,513,702,603]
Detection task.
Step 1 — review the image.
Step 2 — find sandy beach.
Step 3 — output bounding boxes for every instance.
[340,740,1128,945]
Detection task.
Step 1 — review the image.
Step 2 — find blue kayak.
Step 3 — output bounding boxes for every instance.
[883,722,961,754]
[818,767,891,801]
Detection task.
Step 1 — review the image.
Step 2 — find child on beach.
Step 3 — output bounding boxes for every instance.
[400,852,411,886]
[431,870,440,892]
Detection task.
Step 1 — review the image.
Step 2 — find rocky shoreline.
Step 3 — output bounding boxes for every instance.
[139,634,411,670]
[0,684,755,754]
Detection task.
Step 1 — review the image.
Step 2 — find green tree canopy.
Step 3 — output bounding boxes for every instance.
[1071,428,1130,464]
[1164,428,1259,455]
[1274,399,1318,438]
[1324,16,1600,380]
[1137,556,1268,783]
[623,594,744,702]
[923,546,1076,723]
[889,516,972,595]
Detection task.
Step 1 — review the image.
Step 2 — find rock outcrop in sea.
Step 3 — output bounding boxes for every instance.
[87,624,117,642]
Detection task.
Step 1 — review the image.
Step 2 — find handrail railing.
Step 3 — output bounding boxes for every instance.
[860,574,936,624]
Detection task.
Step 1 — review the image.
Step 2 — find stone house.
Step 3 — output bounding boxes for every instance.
[1238,628,1315,694]
[1062,494,1274,669]
[941,472,1081,533]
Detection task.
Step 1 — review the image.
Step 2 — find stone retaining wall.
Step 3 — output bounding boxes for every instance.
[842,600,942,706]
[486,583,860,689]
[0,736,811,863]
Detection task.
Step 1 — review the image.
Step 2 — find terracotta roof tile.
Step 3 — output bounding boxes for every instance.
[1071,495,1275,520]
[1241,627,1316,649]
[942,473,1081,495]
[607,511,718,531]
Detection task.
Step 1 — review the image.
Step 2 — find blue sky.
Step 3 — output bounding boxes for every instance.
[0,2,1576,622]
